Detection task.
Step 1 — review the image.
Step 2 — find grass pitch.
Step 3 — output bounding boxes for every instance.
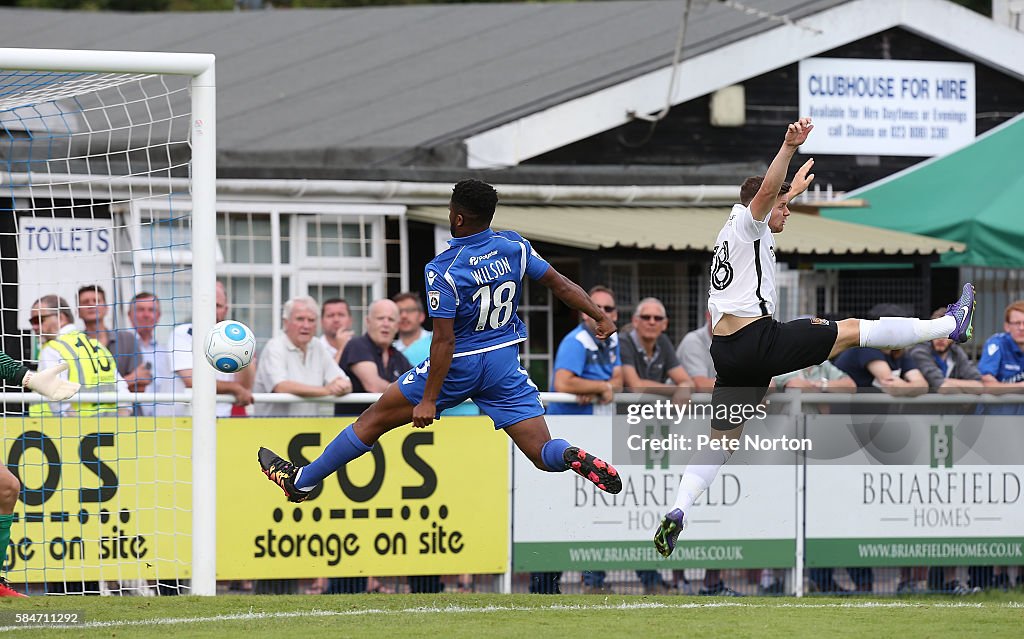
[1,593,1021,638]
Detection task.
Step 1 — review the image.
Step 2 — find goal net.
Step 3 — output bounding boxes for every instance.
[0,49,217,596]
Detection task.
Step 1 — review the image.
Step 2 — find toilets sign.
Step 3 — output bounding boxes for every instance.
[18,218,114,329]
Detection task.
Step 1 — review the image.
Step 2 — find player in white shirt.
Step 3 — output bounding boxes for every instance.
[654,117,978,558]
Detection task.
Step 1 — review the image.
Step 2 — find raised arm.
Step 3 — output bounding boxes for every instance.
[750,117,813,220]
[787,158,816,201]
[536,267,616,339]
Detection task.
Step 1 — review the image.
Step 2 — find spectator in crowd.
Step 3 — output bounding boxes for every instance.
[549,285,621,417]
[676,310,716,393]
[162,281,255,417]
[978,299,1024,414]
[328,297,410,595]
[29,295,130,417]
[541,285,621,594]
[335,298,410,417]
[254,296,352,418]
[621,297,695,405]
[909,307,984,395]
[77,285,145,387]
[612,296,691,595]
[127,291,171,415]
[320,298,355,364]
[393,292,432,365]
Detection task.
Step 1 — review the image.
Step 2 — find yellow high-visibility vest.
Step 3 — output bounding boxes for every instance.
[29,329,119,416]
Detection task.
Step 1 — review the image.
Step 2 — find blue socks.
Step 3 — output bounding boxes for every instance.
[540,438,571,472]
[295,424,372,490]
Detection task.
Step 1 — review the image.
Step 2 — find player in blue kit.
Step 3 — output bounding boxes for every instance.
[258,179,622,501]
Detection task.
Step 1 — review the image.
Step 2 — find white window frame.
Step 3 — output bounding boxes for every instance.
[294,213,386,270]
[127,198,405,340]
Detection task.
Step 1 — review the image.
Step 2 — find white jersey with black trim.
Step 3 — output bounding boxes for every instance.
[707,203,777,329]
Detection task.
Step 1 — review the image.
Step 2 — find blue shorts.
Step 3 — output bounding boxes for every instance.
[397,345,545,429]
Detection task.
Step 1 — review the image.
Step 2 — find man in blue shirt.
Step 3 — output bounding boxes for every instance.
[548,285,620,416]
[259,179,622,503]
[978,300,1024,415]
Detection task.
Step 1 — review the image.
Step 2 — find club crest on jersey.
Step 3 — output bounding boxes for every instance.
[810,317,830,326]
[428,290,440,311]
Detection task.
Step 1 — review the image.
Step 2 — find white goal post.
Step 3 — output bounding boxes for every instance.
[0,48,217,596]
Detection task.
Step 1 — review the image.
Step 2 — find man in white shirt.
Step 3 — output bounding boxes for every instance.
[161,282,255,417]
[676,310,716,393]
[655,117,978,558]
[127,292,173,416]
[254,296,352,417]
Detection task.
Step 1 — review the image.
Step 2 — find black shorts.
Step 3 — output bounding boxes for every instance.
[708,317,838,430]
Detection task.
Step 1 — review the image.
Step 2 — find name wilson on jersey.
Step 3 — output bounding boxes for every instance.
[470,256,513,285]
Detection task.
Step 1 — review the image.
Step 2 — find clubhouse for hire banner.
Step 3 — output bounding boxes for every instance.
[217,417,508,579]
[513,415,799,571]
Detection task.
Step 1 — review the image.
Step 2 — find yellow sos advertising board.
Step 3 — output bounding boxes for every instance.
[217,417,509,579]
[2,417,192,583]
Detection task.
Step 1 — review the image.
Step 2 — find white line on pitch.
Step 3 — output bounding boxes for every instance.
[0,600,1016,632]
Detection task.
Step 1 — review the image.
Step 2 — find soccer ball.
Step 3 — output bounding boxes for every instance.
[204,320,256,373]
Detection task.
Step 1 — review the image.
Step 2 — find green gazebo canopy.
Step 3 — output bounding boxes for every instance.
[821,113,1024,268]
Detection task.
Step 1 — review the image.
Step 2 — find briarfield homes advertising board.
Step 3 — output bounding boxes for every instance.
[513,413,799,571]
[805,414,1024,567]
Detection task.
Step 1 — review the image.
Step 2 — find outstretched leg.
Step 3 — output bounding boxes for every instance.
[829,283,976,358]
[259,383,414,502]
[504,416,622,494]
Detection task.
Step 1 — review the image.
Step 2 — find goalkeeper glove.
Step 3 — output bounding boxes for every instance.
[24,361,81,401]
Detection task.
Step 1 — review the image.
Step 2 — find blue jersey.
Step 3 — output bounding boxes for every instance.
[977,332,1024,415]
[977,332,1024,383]
[425,229,550,357]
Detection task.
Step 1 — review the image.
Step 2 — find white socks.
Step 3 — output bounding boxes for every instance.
[859,316,955,349]
[671,447,732,514]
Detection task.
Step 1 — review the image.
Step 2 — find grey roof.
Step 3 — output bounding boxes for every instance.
[0,1,844,173]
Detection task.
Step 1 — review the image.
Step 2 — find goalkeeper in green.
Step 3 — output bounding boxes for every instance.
[0,355,80,597]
